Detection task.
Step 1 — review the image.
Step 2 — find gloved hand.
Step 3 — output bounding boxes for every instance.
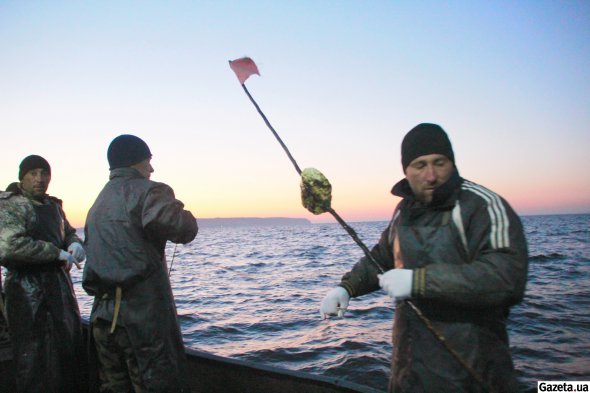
[67,242,86,262]
[320,286,350,319]
[378,269,413,301]
[59,249,80,271]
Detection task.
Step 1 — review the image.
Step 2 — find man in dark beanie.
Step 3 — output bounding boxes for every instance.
[83,134,198,392]
[400,123,454,172]
[321,123,528,392]
[18,154,52,181]
[0,155,86,392]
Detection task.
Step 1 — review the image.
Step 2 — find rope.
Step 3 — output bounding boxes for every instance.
[109,286,122,334]
[168,243,178,276]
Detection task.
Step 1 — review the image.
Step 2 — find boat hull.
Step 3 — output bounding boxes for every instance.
[0,319,379,393]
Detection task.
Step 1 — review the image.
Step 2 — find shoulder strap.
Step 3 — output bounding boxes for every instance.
[47,195,64,207]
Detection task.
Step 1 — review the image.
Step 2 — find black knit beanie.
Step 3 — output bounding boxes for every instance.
[18,155,51,180]
[107,134,152,170]
[401,123,455,171]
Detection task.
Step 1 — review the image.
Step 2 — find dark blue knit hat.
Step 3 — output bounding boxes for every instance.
[401,123,454,171]
[107,134,152,170]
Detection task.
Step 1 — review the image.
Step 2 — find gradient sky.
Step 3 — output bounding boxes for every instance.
[1,1,589,228]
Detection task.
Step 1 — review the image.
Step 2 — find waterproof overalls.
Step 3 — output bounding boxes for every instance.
[4,201,84,393]
[83,167,197,393]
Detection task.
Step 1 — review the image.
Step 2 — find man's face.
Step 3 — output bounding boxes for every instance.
[131,158,154,179]
[20,168,51,199]
[405,154,453,204]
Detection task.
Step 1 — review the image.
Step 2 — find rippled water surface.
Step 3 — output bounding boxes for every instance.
[71,214,590,392]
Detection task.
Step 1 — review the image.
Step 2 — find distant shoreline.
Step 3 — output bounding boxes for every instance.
[197,212,590,227]
[74,213,588,232]
[198,217,312,227]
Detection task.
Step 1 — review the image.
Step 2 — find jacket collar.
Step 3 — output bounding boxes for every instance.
[109,167,145,180]
[6,182,50,204]
[391,168,463,210]
[6,182,21,194]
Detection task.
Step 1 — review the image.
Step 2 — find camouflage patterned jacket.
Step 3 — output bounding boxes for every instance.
[0,183,81,267]
[0,182,85,392]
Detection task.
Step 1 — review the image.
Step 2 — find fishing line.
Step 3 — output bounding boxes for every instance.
[168,242,178,276]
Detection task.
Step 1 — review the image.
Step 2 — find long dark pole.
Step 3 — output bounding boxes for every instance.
[240,82,494,393]
[242,85,302,175]
[242,84,381,270]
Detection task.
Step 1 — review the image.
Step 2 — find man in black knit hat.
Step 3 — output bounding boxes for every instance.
[0,154,86,392]
[83,134,198,393]
[320,123,528,392]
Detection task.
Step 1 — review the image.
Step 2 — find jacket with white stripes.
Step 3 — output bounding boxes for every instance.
[339,168,528,392]
[340,168,528,306]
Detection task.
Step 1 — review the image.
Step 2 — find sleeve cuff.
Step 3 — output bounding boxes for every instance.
[412,268,426,298]
[338,283,354,298]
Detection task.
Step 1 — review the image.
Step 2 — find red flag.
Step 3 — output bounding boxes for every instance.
[229,57,260,84]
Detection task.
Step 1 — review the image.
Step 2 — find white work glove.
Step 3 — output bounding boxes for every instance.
[58,249,81,271]
[378,269,413,301]
[67,242,86,262]
[320,286,350,319]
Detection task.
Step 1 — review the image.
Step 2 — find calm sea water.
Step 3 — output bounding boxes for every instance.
[70,213,590,392]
